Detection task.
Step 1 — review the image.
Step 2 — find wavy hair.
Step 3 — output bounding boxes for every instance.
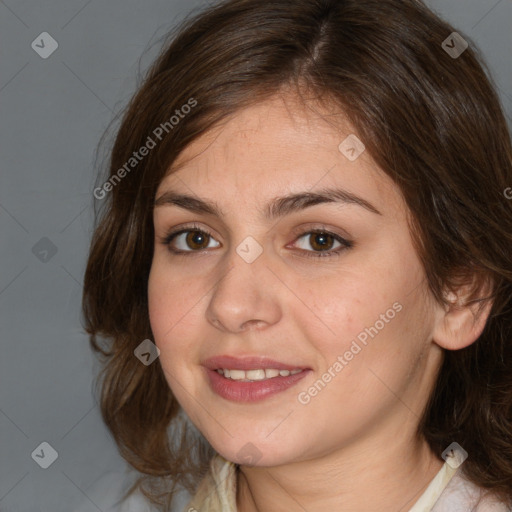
[82,0,512,509]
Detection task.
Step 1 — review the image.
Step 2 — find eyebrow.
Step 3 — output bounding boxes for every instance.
[154,186,382,219]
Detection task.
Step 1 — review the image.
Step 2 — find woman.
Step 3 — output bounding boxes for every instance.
[83,0,512,510]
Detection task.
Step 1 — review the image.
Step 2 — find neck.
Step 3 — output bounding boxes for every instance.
[236,434,443,512]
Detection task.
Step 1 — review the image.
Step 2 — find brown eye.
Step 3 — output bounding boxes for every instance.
[307,232,336,252]
[295,231,342,253]
[185,230,210,250]
[291,229,353,259]
[163,227,221,253]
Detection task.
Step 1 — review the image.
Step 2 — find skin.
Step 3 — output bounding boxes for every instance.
[148,91,492,512]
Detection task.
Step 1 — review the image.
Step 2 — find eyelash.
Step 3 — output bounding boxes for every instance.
[158,222,354,259]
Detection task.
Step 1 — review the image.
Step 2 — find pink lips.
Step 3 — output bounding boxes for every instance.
[201,355,311,402]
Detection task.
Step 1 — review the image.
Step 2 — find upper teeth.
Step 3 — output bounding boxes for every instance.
[217,368,303,381]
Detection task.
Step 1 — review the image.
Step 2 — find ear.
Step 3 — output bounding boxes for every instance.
[432,276,494,351]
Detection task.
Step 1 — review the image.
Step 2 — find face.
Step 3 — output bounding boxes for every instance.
[148,93,443,467]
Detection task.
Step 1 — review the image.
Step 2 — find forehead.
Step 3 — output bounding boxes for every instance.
[156,94,404,218]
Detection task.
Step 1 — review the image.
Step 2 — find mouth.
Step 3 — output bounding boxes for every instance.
[202,355,311,402]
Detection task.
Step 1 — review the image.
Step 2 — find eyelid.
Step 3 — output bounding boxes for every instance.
[287,224,354,259]
[157,222,218,248]
[288,222,352,241]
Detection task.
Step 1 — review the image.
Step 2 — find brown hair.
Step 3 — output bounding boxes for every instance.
[82,0,512,509]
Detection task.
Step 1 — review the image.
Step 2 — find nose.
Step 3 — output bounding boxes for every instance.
[205,241,283,333]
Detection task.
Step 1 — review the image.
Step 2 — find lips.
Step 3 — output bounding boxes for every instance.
[201,354,310,372]
[201,354,312,402]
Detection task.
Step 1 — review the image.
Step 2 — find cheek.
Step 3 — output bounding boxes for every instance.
[299,256,426,385]
[148,261,204,344]
[147,266,171,342]
[301,271,398,350]
[148,265,193,369]
[147,264,203,405]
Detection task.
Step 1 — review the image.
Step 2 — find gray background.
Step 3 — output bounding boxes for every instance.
[0,1,511,511]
